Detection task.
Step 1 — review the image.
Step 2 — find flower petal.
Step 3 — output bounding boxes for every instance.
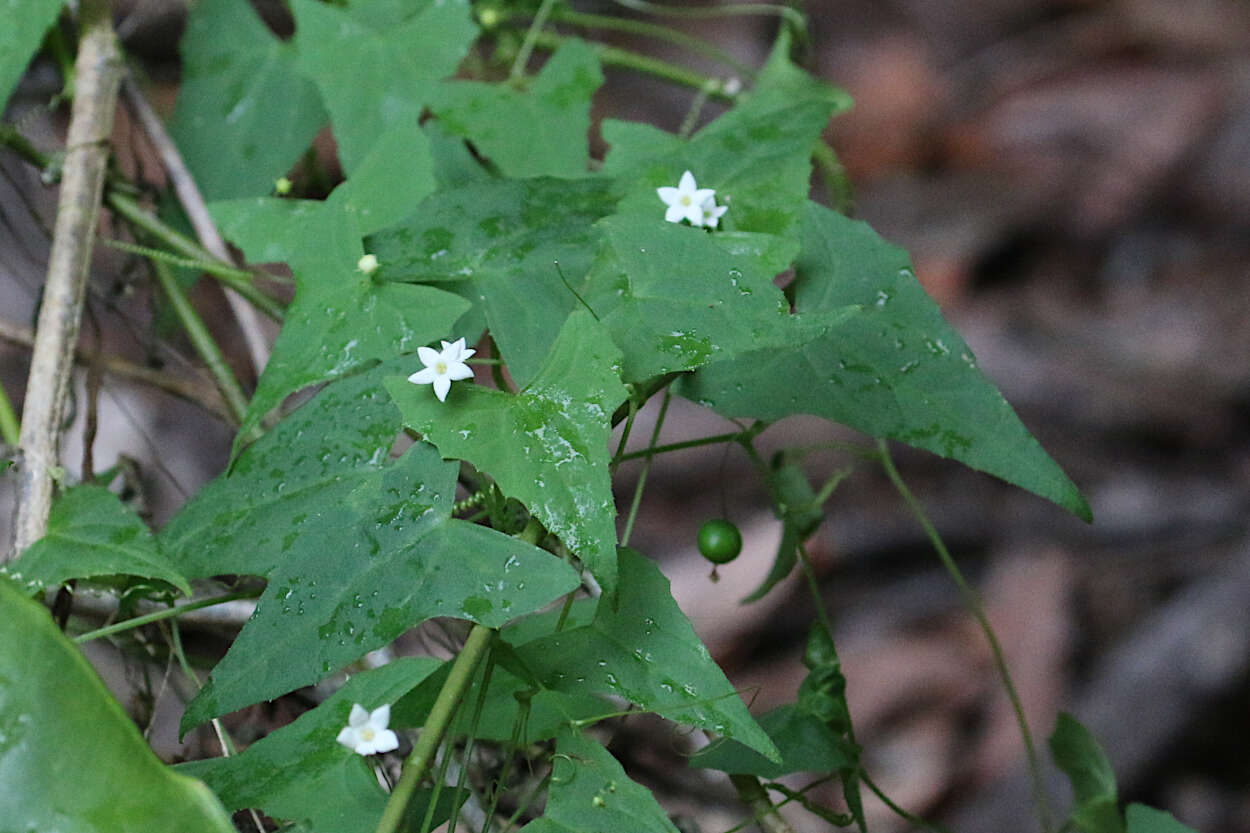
[336,726,358,750]
[417,346,440,366]
[408,368,438,385]
[433,376,452,402]
[656,186,680,205]
[458,346,476,361]
[369,704,391,728]
[691,188,716,205]
[373,729,399,754]
[446,363,475,382]
[679,170,697,192]
[664,203,687,223]
[348,703,369,727]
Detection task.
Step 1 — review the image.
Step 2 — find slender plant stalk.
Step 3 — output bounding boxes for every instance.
[11,0,122,562]
[74,589,259,644]
[105,191,286,321]
[148,258,250,426]
[877,439,1054,833]
[531,31,736,100]
[0,380,19,445]
[615,429,745,464]
[729,774,797,833]
[0,317,233,422]
[619,388,672,547]
[511,0,559,81]
[374,624,497,833]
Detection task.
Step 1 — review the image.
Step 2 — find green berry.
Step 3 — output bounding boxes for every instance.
[697,519,742,564]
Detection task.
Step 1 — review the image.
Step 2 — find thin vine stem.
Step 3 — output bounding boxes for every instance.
[610,0,807,34]
[860,770,954,833]
[609,398,638,475]
[876,439,1055,833]
[374,624,496,833]
[74,589,258,644]
[510,0,559,81]
[0,379,19,445]
[615,429,745,464]
[619,388,672,548]
[148,257,250,426]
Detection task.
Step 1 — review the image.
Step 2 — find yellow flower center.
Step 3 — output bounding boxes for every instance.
[435,361,448,374]
[361,727,376,741]
[680,195,692,206]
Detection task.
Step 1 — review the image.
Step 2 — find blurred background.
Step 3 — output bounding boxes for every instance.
[2,1,1249,831]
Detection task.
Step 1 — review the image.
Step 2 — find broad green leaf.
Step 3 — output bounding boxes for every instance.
[584,214,844,383]
[512,548,778,761]
[161,363,580,730]
[291,0,477,172]
[743,453,832,603]
[603,31,850,240]
[368,176,617,386]
[690,704,851,778]
[521,729,682,833]
[0,0,63,111]
[1050,713,1125,833]
[394,660,610,745]
[425,120,493,188]
[210,197,470,447]
[1125,805,1200,833]
[5,484,191,595]
[178,658,443,833]
[679,202,1091,521]
[330,124,438,236]
[168,0,325,200]
[0,577,234,832]
[384,311,626,595]
[431,39,603,178]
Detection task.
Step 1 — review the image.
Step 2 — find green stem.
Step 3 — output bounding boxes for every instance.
[510,0,558,81]
[374,624,497,833]
[614,429,745,464]
[812,141,854,216]
[74,589,257,644]
[876,439,1054,833]
[729,773,796,833]
[549,9,755,78]
[148,257,250,426]
[610,0,807,33]
[0,379,20,445]
[105,191,286,322]
[531,31,735,101]
[619,388,672,548]
[860,770,953,833]
[609,398,638,475]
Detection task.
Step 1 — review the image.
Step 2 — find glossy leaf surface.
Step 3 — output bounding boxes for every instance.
[0,578,234,832]
[179,658,443,833]
[161,364,579,730]
[385,311,626,595]
[169,0,325,199]
[6,484,191,595]
[1125,805,1200,833]
[513,548,777,760]
[369,176,617,386]
[521,729,681,833]
[431,39,603,178]
[0,0,63,111]
[680,202,1091,520]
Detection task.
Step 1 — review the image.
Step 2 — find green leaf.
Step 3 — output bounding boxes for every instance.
[679,202,1092,521]
[584,214,838,383]
[430,39,603,178]
[690,704,851,778]
[0,0,63,112]
[0,577,234,832]
[210,197,470,447]
[291,0,477,172]
[603,32,850,240]
[521,729,682,833]
[168,0,325,200]
[330,124,438,236]
[178,658,443,833]
[743,453,831,603]
[4,484,191,595]
[1050,713,1126,833]
[512,548,778,761]
[385,311,626,595]
[1125,804,1200,833]
[160,363,580,730]
[368,176,617,386]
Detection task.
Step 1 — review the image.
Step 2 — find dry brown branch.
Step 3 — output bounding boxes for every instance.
[121,75,272,378]
[11,0,123,561]
[0,317,232,422]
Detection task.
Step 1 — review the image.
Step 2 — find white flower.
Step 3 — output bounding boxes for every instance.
[357,253,379,275]
[336,703,399,756]
[407,337,476,402]
[657,170,718,227]
[701,195,729,228]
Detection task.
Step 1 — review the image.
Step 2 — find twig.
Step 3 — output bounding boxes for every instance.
[121,76,272,377]
[0,317,234,422]
[10,0,123,562]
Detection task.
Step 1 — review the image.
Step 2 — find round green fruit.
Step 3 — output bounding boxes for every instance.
[697,519,742,564]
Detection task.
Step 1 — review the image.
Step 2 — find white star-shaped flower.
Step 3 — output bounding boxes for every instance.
[407,337,476,402]
[701,195,729,228]
[657,170,718,226]
[336,703,399,756]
